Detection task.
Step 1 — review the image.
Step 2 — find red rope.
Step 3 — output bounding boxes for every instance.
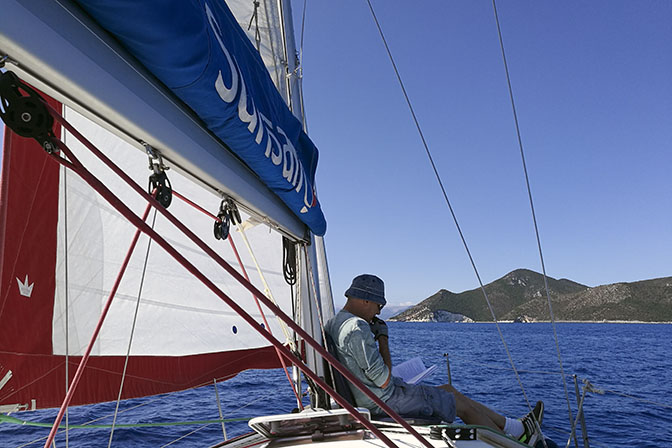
[171,190,303,409]
[44,195,155,448]
[44,103,432,448]
[172,190,220,221]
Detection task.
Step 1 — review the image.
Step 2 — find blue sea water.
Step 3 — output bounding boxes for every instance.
[2,323,671,447]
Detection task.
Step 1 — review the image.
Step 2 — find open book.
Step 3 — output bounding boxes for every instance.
[391,357,438,385]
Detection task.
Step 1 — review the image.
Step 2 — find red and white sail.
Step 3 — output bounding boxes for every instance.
[0,97,302,409]
[0,0,333,411]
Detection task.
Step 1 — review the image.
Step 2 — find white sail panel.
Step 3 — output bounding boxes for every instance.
[52,107,295,357]
[227,0,289,102]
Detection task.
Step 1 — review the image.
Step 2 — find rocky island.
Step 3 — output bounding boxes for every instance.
[389,269,672,323]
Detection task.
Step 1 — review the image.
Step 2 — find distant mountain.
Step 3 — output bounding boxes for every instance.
[390,269,672,322]
[378,305,411,320]
[334,305,410,321]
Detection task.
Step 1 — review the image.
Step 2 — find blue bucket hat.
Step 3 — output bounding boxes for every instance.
[345,274,386,306]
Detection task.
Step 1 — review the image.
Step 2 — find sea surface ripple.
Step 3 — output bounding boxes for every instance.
[1,323,670,447]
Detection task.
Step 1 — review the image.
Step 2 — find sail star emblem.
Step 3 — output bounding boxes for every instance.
[16,275,34,298]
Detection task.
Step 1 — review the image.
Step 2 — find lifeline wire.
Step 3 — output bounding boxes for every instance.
[491,0,575,427]
[365,0,533,409]
[11,392,266,448]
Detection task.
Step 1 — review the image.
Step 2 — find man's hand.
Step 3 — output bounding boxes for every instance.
[369,317,388,341]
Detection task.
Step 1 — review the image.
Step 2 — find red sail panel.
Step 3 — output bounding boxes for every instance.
[0,348,282,409]
[0,93,284,409]
[0,95,62,356]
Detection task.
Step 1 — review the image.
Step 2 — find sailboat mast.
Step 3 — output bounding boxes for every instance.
[279,0,334,314]
[277,0,335,406]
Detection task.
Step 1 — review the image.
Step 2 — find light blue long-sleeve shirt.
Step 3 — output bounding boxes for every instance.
[325,310,394,413]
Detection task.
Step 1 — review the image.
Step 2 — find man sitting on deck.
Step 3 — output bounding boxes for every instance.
[325,274,544,446]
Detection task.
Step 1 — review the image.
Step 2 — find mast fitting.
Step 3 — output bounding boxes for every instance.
[144,143,172,208]
[213,198,241,241]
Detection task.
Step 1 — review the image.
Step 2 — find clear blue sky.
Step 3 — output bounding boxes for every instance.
[293,0,671,306]
[2,1,670,308]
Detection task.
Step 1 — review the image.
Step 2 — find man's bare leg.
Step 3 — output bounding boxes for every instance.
[439,384,506,432]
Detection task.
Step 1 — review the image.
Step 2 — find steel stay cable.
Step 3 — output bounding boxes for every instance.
[601,388,672,409]
[564,384,589,448]
[47,140,403,448]
[44,105,427,448]
[108,207,159,448]
[491,0,574,431]
[169,190,302,407]
[364,0,534,410]
[42,168,155,448]
[62,158,70,448]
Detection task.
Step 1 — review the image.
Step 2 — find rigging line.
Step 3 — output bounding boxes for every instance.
[109,187,301,406]
[448,356,565,377]
[213,379,228,440]
[364,0,533,409]
[231,228,304,410]
[94,393,266,431]
[1,414,252,430]
[171,189,297,352]
[160,422,214,448]
[277,0,293,109]
[601,388,672,410]
[302,244,338,397]
[491,0,574,426]
[12,389,254,448]
[235,223,295,349]
[62,146,70,448]
[0,151,52,325]
[263,0,283,97]
[75,370,265,431]
[299,0,307,65]
[297,0,308,130]
[108,205,158,448]
[543,425,607,448]
[43,182,155,448]
[228,225,303,409]
[302,245,330,356]
[564,382,589,448]
[247,0,262,52]
[0,363,63,404]
[303,244,327,331]
[46,106,420,448]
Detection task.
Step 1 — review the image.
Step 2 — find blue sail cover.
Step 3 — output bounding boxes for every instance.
[74,0,326,235]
